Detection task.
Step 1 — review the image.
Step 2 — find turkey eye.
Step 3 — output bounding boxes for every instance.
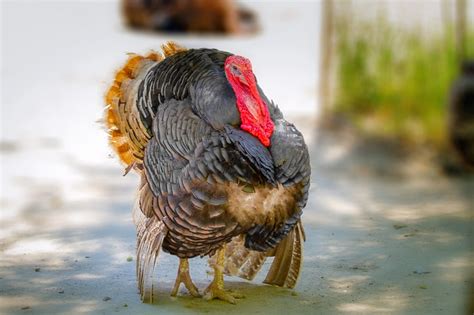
[231,65,240,75]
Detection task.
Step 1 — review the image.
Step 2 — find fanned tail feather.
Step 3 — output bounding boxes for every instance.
[161,41,187,57]
[105,52,161,166]
[263,220,304,288]
[104,41,187,168]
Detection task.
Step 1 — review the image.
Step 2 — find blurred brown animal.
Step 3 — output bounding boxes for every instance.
[122,0,257,34]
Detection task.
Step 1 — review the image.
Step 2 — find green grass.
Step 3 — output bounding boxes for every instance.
[333,18,474,149]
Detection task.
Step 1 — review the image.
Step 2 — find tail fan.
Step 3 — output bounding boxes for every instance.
[104,41,187,168]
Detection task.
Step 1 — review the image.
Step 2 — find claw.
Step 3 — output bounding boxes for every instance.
[171,258,201,298]
[203,284,244,304]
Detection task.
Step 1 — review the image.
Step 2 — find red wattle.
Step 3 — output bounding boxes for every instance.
[224,55,274,147]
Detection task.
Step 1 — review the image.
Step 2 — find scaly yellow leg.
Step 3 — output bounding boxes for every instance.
[203,245,244,304]
[171,258,201,297]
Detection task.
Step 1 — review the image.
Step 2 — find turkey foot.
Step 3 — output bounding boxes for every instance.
[204,246,245,304]
[171,258,201,297]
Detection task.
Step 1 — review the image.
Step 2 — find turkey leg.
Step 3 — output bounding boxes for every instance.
[203,245,244,304]
[171,258,201,297]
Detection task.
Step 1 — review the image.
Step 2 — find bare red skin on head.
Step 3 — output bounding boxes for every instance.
[224,55,274,147]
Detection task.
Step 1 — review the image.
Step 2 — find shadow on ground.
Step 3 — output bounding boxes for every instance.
[1,122,473,314]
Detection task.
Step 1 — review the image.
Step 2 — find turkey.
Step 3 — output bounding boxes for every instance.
[104,42,311,303]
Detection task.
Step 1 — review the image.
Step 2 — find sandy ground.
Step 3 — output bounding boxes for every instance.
[1,1,473,314]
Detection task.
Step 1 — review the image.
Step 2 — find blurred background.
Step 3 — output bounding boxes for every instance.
[1,0,473,314]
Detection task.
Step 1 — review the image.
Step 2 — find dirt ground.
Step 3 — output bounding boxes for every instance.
[1,118,473,314]
[1,1,473,314]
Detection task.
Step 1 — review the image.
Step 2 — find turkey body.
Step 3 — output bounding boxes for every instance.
[105,43,310,300]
